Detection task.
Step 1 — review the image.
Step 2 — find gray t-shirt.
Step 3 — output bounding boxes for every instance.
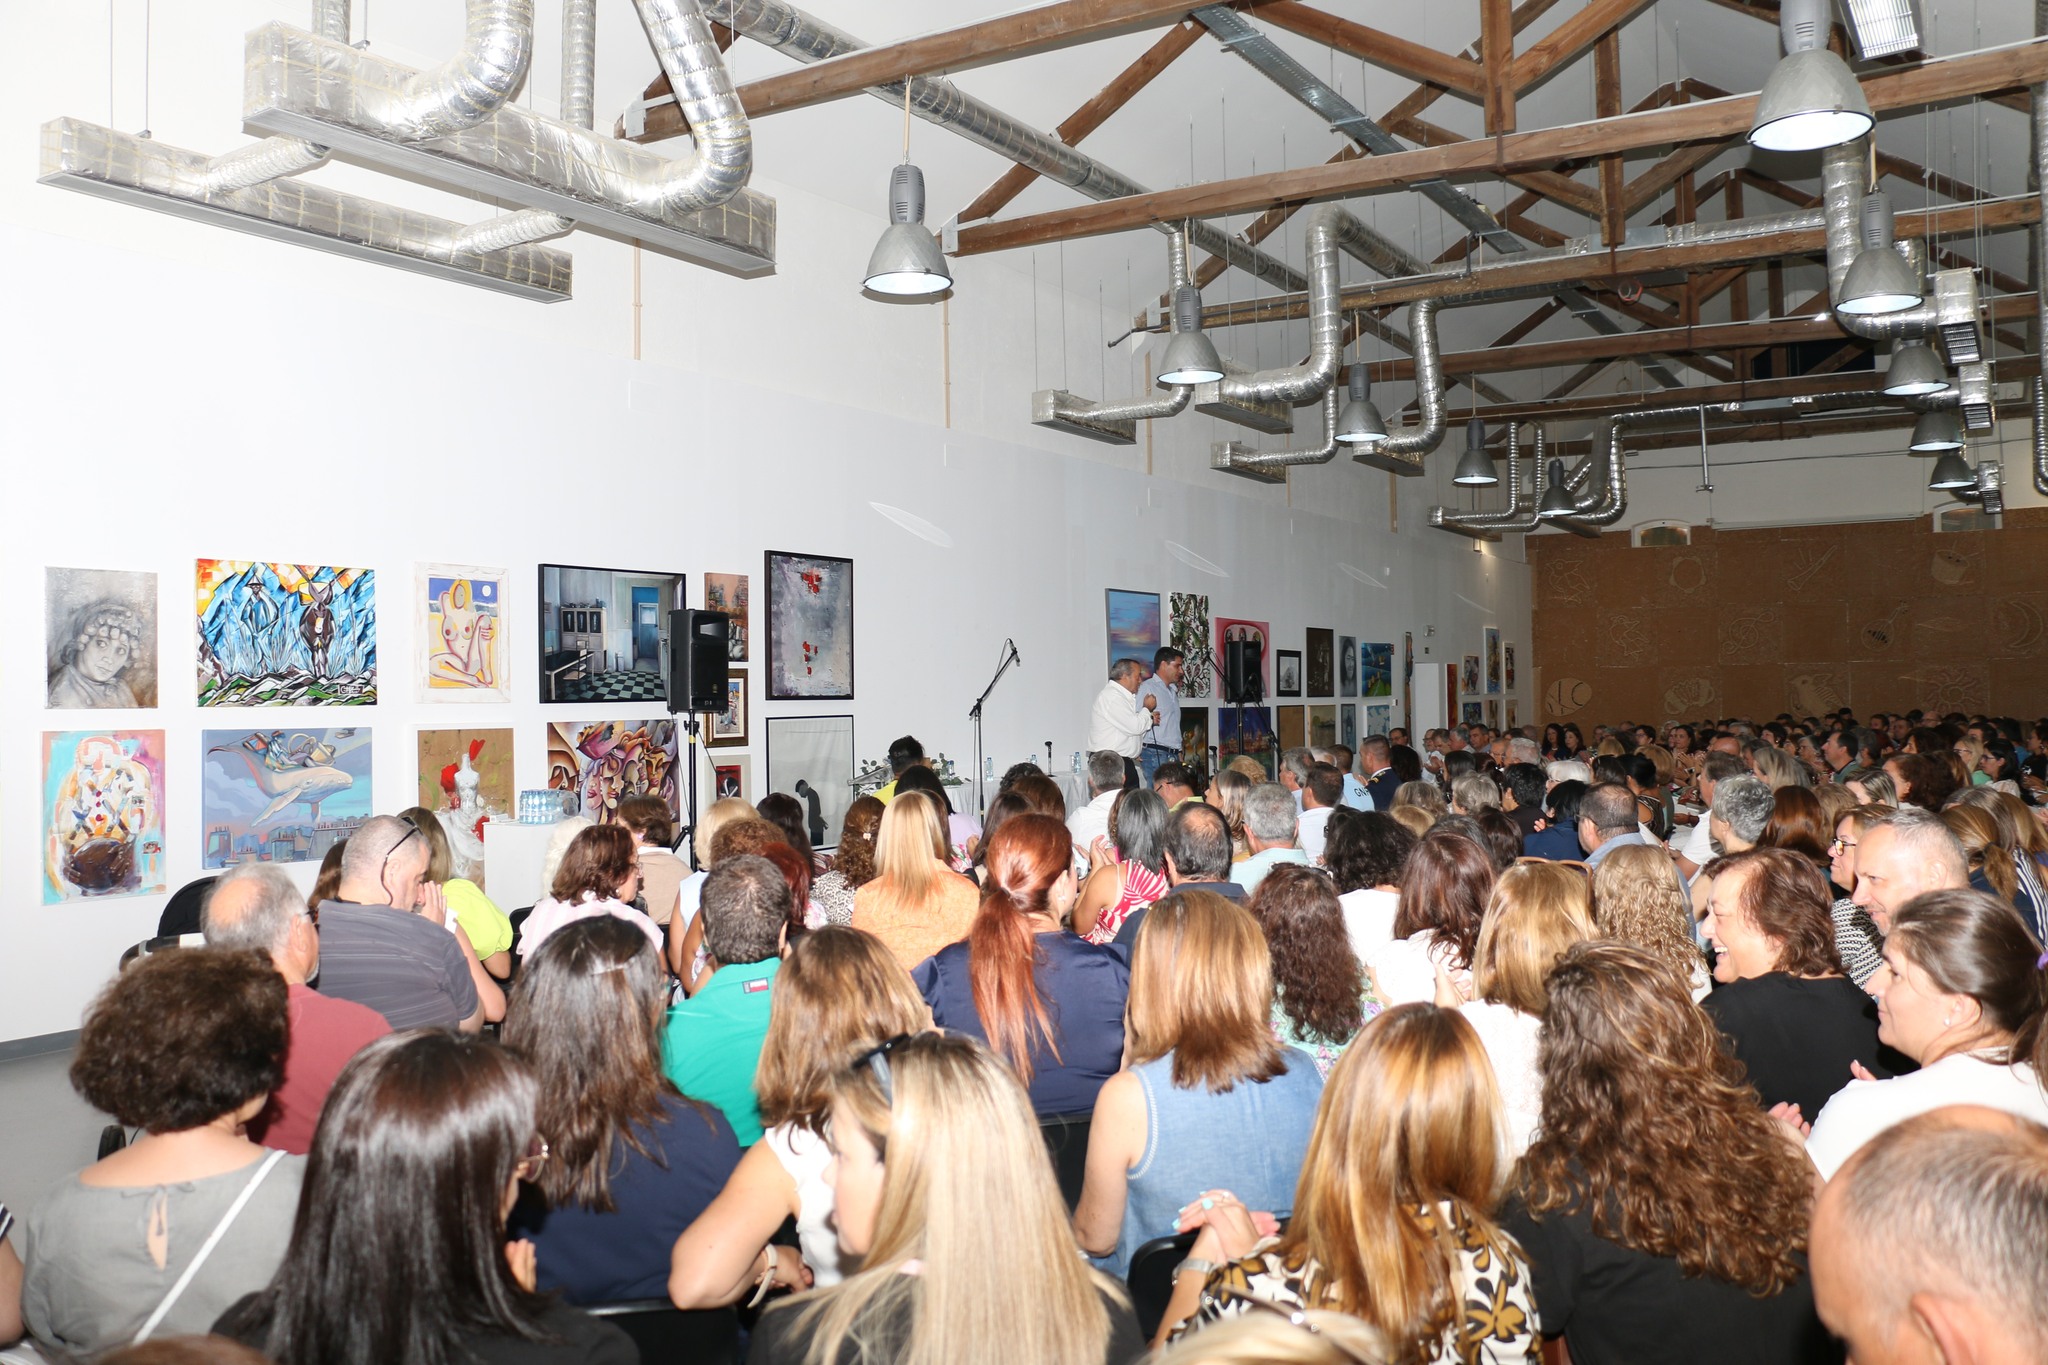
[22,1153,304,1362]
[314,899,479,1030]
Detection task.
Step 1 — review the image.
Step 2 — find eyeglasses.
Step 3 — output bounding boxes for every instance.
[515,1135,550,1182]
[1830,836,1858,852]
[853,1033,915,1107]
[381,822,421,891]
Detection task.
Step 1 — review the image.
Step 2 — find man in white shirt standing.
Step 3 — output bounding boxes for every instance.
[1088,658,1155,791]
[1135,648,1185,787]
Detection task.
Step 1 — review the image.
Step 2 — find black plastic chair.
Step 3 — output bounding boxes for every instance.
[156,875,219,937]
[1127,1231,1198,1342]
[1037,1112,1093,1213]
[584,1300,739,1365]
[118,934,201,972]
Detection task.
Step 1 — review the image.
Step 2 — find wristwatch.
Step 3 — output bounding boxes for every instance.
[1173,1256,1218,1281]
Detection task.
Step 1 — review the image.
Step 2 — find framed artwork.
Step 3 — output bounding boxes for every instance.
[547,717,680,825]
[416,728,514,815]
[1463,701,1484,725]
[1365,701,1393,737]
[538,564,684,705]
[708,669,749,748]
[1446,664,1459,727]
[1337,634,1358,697]
[1402,632,1415,732]
[1105,589,1162,673]
[1505,644,1517,692]
[1305,628,1335,697]
[1487,700,1502,729]
[1361,642,1393,698]
[1275,650,1303,697]
[1462,654,1482,694]
[1217,706,1276,779]
[418,563,508,702]
[1169,593,1211,698]
[765,552,855,700]
[1506,700,1520,731]
[1308,704,1337,751]
[1213,617,1270,700]
[1179,707,1210,785]
[43,730,166,902]
[47,567,158,709]
[202,726,372,868]
[1339,703,1357,752]
[767,714,856,847]
[713,759,751,803]
[1277,705,1306,751]
[1485,626,1502,694]
[196,561,375,706]
[704,572,750,663]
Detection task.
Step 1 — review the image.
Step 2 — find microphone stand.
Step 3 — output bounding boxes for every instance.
[969,639,1020,817]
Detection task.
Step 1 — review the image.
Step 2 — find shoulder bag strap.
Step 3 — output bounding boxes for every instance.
[131,1149,287,1345]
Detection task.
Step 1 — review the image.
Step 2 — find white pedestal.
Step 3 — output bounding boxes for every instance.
[483,821,560,911]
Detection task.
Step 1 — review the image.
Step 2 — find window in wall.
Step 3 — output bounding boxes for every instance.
[1932,503,2000,533]
[1630,521,1692,547]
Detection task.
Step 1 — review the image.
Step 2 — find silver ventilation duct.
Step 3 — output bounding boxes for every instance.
[195,0,351,194]
[1211,387,1343,481]
[1353,299,1446,474]
[1434,426,1539,541]
[465,0,602,253]
[1955,362,1997,430]
[1214,205,1350,408]
[1034,232,1198,444]
[1818,139,1977,345]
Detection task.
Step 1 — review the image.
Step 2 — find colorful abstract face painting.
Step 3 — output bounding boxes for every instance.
[196,561,376,706]
[765,552,855,699]
[547,718,681,825]
[202,727,373,868]
[420,564,508,702]
[43,730,166,902]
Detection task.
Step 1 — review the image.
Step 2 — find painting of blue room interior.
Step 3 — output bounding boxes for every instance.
[539,565,684,704]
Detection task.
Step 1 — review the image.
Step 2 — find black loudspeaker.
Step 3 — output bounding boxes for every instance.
[669,609,730,714]
[1224,640,1263,705]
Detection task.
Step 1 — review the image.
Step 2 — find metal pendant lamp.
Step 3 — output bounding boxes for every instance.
[1536,458,1577,518]
[1749,0,1874,152]
[1838,193,1923,315]
[1334,365,1387,445]
[1882,340,1950,396]
[864,163,950,296]
[1908,409,1965,452]
[1156,284,1225,386]
[1927,450,1975,491]
[1451,417,1498,485]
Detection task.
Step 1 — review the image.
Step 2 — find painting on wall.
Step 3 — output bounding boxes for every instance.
[1105,589,1161,673]
[713,760,750,803]
[1446,664,1459,727]
[1402,633,1415,732]
[418,563,508,703]
[1504,644,1517,693]
[1169,593,1211,698]
[1277,705,1305,752]
[1462,654,1482,694]
[1506,700,1520,731]
[1305,628,1335,697]
[47,567,158,709]
[765,551,855,700]
[1308,704,1337,751]
[767,714,856,847]
[708,669,748,748]
[43,730,166,902]
[1487,700,1502,729]
[538,564,684,705]
[202,726,372,868]
[1218,706,1276,779]
[196,561,376,706]
[1366,701,1393,737]
[1361,641,1393,698]
[1485,627,1502,694]
[416,728,514,818]
[1340,703,1357,752]
[1214,617,1270,701]
[548,717,681,825]
[704,572,750,662]
[1180,707,1210,784]
[1275,650,1302,697]
[1338,634,1358,697]
[1462,701,1484,725]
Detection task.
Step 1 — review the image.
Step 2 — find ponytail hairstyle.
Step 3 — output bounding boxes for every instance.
[1887,889,2048,1080]
[969,814,1073,1083]
[1941,805,2018,903]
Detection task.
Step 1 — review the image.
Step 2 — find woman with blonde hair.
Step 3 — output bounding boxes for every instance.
[1161,1005,1539,1362]
[1948,786,2048,939]
[1075,892,1324,1278]
[749,1033,1142,1364]
[810,796,884,927]
[1391,781,1447,821]
[399,806,515,981]
[852,789,979,970]
[1845,767,1897,808]
[1940,805,2041,935]
[1154,1312,1390,1365]
[1206,768,1253,859]
[1456,862,1597,1155]
[1590,844,1708,999]
[1506,942,1831,1362]
[669,926,928,1304]
[1750,744,1810,793]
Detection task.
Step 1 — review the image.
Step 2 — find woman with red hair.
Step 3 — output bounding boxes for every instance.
[913,813,1130,1117]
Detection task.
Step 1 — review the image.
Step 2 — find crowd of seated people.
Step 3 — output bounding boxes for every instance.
[8,707,2048,1365]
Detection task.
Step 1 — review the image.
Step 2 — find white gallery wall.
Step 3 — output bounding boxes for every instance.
[0,3,1533,1045]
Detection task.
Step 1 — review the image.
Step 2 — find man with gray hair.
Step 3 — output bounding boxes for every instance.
[1677,751,1750,880]
[1279,746,1315,810]
[1811,1107,2048,1365]
[1852,807,1969,936]
[1708,774,1775,857]
[1230,782,1308,894]
[1068,749,1128,870]
[1505,735,1543,767]
[1087,657,1156,791]
[1545,759,1593,790]
[203,863,390,1154]
[313,813,486,1033]
[661,854,790,1145]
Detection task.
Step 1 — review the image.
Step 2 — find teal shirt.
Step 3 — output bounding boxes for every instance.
[1230,846,1310,896]
[662,957,780,1146]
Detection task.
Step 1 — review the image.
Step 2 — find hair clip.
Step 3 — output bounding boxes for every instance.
[588,959,631,976]
[2036,950,2048,971]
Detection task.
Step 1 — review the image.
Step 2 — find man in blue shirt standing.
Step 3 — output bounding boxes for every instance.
[1136,647,1185,786]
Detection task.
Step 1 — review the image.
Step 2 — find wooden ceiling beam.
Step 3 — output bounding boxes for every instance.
[1257,2,1486,100]
[1392,117,1599,216]
[1622,141,1729,216]
[957,20,1203,223]
[1511,0,1660,92]
[952,40,2048,257]
[1700,0,2031,113]
[1595,31,1626,246]
[1483,0,1517,133]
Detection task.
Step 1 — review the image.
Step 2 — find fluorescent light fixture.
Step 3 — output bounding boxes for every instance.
[1749,0,1874,152]
[865,164,950,296]
[1841,0,1922,60]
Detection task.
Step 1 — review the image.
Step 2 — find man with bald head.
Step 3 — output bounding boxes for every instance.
[312,814,485,1032]
[1852,808,1970,937]
[1811,1107,2048,1365]
[204,863,390,1153]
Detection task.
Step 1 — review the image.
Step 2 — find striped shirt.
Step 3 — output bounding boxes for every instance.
[313,900,479,1030]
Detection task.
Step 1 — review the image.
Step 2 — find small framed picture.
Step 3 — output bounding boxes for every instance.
[712,759,750,803]
[708,669,748,748]
[1276,650,1303,697]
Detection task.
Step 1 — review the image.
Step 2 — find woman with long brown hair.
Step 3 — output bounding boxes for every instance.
[1162,1005,1538,1362]
[915,813,1128,1116]
[1506,941,1835,1363]
[1205,768,1253,860]
[809,796,883,926]
[1248,865,1376,1078]
[1756,786,1832,871]
[1365,828,1496,1006]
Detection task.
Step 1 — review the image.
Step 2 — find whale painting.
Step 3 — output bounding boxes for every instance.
[202,726,373,868]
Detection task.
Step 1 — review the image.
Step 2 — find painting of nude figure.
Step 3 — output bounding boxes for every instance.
[419,564,509,702]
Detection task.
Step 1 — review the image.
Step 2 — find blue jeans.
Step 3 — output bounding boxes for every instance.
[1139,744,1176,785]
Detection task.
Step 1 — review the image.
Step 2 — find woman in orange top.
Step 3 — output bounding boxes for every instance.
[852,789,980,970]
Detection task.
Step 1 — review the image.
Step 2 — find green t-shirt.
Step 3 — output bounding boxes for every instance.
[662,957,780,1145]
[445,878,514,960]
